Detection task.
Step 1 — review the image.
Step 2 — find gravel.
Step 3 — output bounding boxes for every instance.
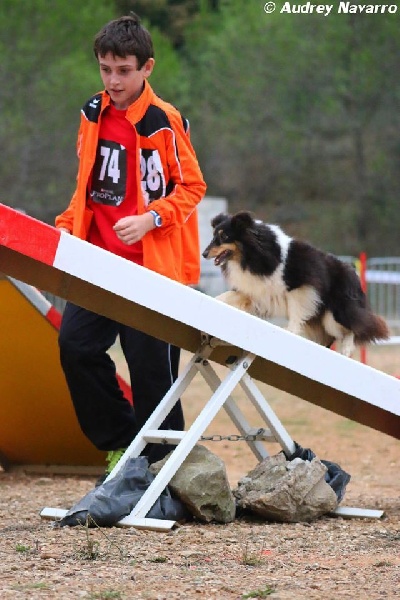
[1,346,399,599]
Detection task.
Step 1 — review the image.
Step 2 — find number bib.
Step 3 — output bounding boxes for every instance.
[90,140,127,206]
[140,149,166,204]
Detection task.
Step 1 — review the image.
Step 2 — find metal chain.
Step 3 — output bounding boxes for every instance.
[200,428,267,442]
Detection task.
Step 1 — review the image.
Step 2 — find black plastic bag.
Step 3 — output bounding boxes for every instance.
[56,456,190,527]
[285,442,351,503]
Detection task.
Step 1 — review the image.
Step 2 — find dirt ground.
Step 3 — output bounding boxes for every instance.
[1,345,400,599]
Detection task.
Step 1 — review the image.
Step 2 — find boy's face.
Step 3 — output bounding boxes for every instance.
[98,53,154,110]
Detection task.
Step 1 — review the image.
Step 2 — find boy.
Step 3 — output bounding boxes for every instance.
[56,14,206,476]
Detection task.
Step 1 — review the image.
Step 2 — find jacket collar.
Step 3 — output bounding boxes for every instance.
[100,80,154,124]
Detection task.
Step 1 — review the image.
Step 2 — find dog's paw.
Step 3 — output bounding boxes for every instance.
[200,331,231,348]
[335,334,355,357]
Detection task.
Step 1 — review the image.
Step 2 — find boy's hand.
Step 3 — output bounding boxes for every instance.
[113,213,155,245]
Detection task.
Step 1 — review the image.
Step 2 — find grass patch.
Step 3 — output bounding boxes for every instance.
[148,555,168,563]
[240,542,265,566]
[374,560,393,567]
[242,586,275,598]
[75,516,126,561]
[87,592,123,600]
[15,543,30,553]
[12,582,49,591]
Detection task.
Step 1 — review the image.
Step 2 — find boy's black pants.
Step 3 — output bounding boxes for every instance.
[58,302,184,463]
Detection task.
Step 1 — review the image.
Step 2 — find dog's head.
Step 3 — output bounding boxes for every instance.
[202,211,255,267]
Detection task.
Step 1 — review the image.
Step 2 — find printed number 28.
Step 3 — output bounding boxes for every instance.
[141,154,161,192]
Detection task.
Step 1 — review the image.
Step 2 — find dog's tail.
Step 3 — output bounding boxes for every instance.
[352,309,390,345]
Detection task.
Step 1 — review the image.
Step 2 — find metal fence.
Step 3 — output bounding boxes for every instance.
[366,258,400,332]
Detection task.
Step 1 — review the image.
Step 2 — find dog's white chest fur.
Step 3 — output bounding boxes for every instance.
[224,224,291,318]
[226,261,289,318]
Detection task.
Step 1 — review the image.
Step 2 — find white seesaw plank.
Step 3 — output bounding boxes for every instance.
[0,203,399,440]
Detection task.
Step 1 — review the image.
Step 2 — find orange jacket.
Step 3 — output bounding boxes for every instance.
[56,81,206,284]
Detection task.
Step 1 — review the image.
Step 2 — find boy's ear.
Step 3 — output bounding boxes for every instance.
[142,57,155,78]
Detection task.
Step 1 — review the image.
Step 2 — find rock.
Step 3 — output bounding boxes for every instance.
[233,452,338,522]
[150,445,236,523]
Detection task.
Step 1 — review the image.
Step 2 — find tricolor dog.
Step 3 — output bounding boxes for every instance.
[202,211,389,357]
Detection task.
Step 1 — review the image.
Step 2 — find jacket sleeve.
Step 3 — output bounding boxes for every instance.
[146,111,206,236]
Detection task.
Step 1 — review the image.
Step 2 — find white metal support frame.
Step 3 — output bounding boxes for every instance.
[41,338,383,530]
[40,340,297,530]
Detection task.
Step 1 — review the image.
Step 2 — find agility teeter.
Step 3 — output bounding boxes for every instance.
[0,204,397,527]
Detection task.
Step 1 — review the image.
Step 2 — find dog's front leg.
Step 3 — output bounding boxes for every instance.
[201,290,254,348]
[216,290,255,314]
[286,318,306,337]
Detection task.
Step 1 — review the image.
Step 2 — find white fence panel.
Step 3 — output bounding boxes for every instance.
[366,258,400,331]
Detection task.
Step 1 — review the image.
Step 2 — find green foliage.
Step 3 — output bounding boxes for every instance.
[146,27,190,108]
[1,1,399,253]
[114,0,219,48]
[0,0,115,220]
[182,2,400,253]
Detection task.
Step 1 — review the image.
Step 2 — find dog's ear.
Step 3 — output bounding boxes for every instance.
[211,213,228,229]
[231,211,254,232]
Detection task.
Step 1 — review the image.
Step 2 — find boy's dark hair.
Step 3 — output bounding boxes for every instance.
[93,13,154,69]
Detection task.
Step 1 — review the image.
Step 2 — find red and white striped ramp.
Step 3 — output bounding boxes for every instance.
[0,273,132,471]
[0,203,398,528]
